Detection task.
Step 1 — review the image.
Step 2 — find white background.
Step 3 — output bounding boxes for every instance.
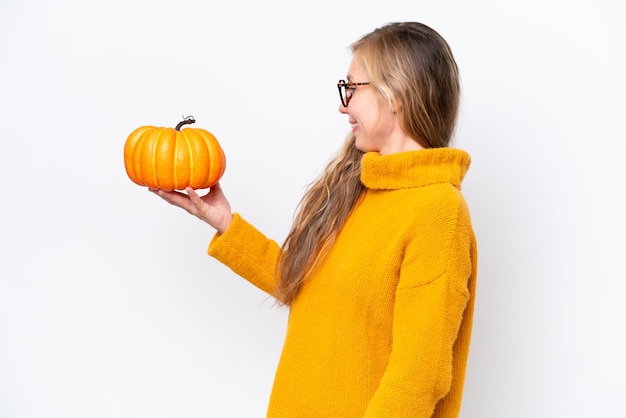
[1,0,625,417]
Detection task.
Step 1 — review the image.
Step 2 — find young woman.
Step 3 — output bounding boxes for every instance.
[152,21,477,418]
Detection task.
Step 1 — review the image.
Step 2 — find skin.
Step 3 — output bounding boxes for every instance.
[149,184,233,234]
[339,54,424,155]
[153,53,423,231]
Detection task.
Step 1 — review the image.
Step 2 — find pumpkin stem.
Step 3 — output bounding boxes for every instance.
[175,115,196,131]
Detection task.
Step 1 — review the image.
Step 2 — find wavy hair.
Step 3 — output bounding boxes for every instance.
[274,22,460,305]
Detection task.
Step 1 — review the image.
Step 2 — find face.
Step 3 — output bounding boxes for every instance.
[339,55,421,155]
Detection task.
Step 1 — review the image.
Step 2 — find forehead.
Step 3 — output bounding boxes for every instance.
[346,55,367,81]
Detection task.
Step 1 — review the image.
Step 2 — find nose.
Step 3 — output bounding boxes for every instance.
[338,102,348,114]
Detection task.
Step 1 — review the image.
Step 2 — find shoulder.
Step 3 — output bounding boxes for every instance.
[398,183,470,226]
[398,184,475,287]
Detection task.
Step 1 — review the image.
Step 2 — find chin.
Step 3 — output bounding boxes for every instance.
[354,138,377,153]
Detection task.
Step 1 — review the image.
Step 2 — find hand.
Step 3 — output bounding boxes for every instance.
[149,183,233,234]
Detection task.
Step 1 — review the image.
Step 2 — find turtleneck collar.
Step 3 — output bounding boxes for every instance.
[360,148,471,190]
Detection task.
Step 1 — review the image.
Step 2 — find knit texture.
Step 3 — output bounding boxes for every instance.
[208,148,478,417]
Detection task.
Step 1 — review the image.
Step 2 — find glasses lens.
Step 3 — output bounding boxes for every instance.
[345,86,352,105]
[338,80,348,107]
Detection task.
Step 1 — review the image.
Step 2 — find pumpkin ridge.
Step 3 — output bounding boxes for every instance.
[204,131,219,185]
[202,132,213,186]
[139,128,158,187]
[185,132,194,189]
[125,126,153,186]
[190,129,210,188]
[173,130,180,190]
[133,131,147,186]
[152,130,163,189]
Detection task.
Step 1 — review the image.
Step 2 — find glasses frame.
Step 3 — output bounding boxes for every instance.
[337,79,370,107]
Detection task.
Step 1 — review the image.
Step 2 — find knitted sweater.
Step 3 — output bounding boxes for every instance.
[208,148,478,418]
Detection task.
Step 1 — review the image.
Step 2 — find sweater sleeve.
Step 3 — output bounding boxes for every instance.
[207,213,281,296]
[363,201,476,418]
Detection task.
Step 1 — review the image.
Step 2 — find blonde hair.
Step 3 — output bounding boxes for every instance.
[353,21,460,148]
[275,22,460,305]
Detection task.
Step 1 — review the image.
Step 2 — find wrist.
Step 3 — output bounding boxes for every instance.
[216,213,233,235]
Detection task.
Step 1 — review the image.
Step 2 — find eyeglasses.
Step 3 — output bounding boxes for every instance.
[337,79,370,107]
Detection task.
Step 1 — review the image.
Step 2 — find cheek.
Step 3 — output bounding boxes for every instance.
[362,112,394,138]
[356,107,379,132]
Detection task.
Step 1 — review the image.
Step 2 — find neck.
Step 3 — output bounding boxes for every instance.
[378,135,425,155]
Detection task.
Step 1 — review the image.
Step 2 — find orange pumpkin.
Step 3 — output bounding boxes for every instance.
[123,116,226,191]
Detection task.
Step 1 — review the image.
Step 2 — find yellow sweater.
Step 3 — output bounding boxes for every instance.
[208,148,478,417]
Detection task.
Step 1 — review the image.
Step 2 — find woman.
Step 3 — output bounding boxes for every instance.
[152,21,477,418]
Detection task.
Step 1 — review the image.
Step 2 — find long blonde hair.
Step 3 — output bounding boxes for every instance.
[275,22,460,305]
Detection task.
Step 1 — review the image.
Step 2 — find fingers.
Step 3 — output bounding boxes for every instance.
[185,187,201,202]
[150,187,213,218]
[149,186,231,233]
[150,188,194,211]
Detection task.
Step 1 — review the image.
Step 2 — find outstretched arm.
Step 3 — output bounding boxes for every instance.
[152,183,281,296]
